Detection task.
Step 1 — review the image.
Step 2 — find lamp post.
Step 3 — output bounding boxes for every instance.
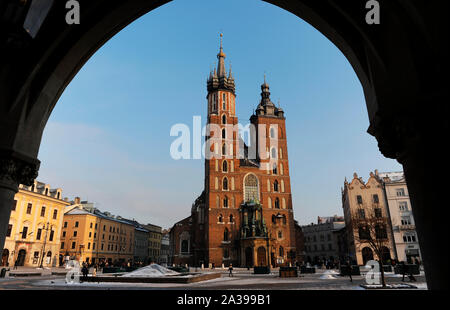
[39,222,49,268]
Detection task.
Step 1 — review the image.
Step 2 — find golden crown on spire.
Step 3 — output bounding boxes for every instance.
[218,33,226,58]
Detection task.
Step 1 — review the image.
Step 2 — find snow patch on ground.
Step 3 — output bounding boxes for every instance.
[124,264,180,277]
[319,274,337,280]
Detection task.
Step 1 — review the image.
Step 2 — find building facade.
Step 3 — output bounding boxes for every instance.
[302,216,345,265]
[159,229,170,266]
[294,220,305,264]
[170,36,297,268]
[169,217,192,266]
[60,199,135,266]
[378,171,422,263]
[2,181,69,267]
[116,217,150,265]
[341,172,396,265]
[143,223,162,263]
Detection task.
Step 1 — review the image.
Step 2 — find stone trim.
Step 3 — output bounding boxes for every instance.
[0,150,40,190]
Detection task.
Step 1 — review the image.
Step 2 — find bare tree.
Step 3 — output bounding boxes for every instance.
[350,204,392,287]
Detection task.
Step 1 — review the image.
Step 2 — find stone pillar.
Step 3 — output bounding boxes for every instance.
[369,106,448,290]
[0,152,39,251]
[399,141,447,290]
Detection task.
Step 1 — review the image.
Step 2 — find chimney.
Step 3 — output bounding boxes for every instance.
[74,197,81,205]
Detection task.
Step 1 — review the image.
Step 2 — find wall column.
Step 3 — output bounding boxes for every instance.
[0,151,39,251]
[368,95,448,290]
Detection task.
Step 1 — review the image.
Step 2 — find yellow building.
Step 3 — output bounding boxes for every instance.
[60,198,135,266]
[143,224,162,263]
[2,181,70,267]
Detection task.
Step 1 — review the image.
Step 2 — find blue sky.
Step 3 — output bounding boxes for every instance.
[37,0,402,229]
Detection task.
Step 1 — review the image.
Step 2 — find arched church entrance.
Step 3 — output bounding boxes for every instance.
[257,247,267,266]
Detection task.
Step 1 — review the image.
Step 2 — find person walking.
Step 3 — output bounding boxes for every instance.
[228,264,233,277]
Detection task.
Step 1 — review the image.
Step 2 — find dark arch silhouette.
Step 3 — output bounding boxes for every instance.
[0,0,446,289]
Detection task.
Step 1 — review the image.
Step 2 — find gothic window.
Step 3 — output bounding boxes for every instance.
[279,148,283,159]
[223,196,228,208]
[280,163,284,175]
[229,214,234,223]
[218,214,223,223]
[272,163,278,175]
[244,174,259,202]
[274,180,279,192]
[274,198,280,209]
[282,198,286,209]
[282,215,287,224]
[181,240,189,253]
[271,148,277,159]
[278,231,282,239]
[267,179,270,192]
[223,161,228,172]
[270,127,276,139]
[224,228,229,241]
[268,197,272,209]
[222,114,226,124]
[222,143,226,155]
[272,215,276,223]
[223,178,228,190]
[222,128,226,139]
[281,180,285,192]
[223,93,226,110]
[279,246,284,257]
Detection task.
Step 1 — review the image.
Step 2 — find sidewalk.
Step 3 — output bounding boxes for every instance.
[2,266,68,277]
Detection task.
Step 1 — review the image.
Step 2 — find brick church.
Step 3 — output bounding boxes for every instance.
[170,35,297,268]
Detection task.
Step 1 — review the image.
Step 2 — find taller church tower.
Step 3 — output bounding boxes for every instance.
[190,35,296,268]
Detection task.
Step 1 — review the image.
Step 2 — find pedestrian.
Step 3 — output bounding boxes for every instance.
[13,259,18,270]
[228,264,233,277]
[93,264,97,277]
[81,262,89,281]
[400,261,406,282]
[347,258,352,283]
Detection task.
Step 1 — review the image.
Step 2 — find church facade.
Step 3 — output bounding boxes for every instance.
[170,36,297,268]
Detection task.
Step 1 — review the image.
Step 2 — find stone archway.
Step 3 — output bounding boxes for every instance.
[16,249,26,266]
[0,0,446,289]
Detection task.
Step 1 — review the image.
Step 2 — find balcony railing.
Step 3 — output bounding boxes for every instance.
[399,224,416,231]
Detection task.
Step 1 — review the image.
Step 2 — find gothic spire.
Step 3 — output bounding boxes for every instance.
[217,33,226,77]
